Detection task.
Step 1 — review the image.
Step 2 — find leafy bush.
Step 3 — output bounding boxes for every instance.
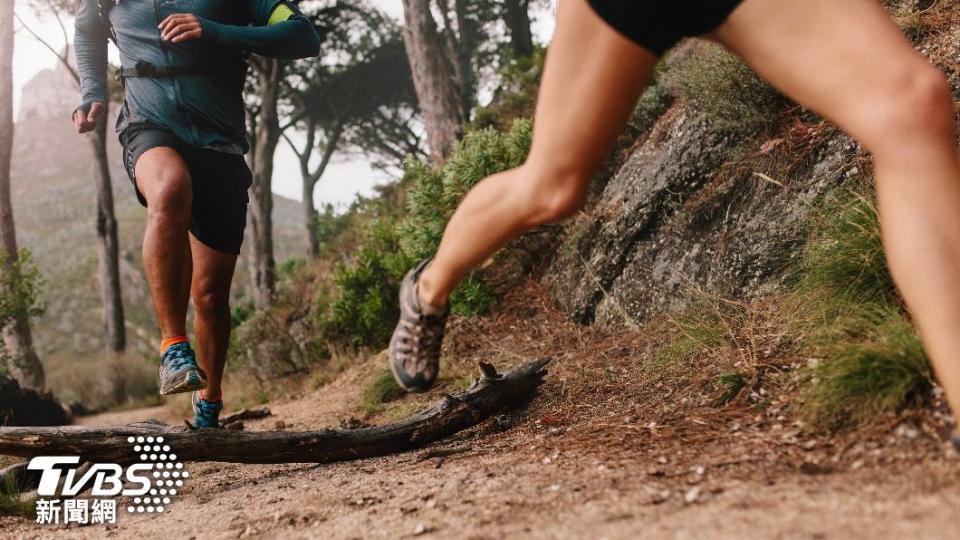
[0,249,43,378]
[230,296,255,328]
[663,43,784,134]
[326,218,413,347]
[401,119,532,259]
[469,47,545,132]
[310,203,354,256]
[325,119,534,348]
[277,256,307,279]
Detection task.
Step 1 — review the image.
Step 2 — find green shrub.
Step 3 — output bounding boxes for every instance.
[792,187,932,428]
[794,190,894,306]
[663,43,783,134]
[401,119,533,260]
[326,119,534,348]
[0,474,31,517]
[804,308,931,429]
[469,47,545,132]
[361,368,406,413]
[277,256,307,279]
[326,217,413,347]
[310,203,354,256]
[0,249,44,378]
[715,371,747,405]
[230,296,255,328]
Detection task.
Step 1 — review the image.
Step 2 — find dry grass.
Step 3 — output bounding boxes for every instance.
[44,352,160,412]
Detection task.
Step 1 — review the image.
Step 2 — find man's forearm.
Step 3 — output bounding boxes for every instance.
[200,17,321,60]
[74,0,109,108]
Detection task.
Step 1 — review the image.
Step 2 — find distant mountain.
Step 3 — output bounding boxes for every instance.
[10,62,306,367]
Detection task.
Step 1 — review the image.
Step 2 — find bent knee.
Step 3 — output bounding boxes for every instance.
[143,169,192,219]
[522,163,591,224]
[193,286,229,315]
[874,64,954,141]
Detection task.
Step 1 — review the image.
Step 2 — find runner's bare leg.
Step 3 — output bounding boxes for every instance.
[712,0,960,417]
[416,0,658,308]
[189,235,237,401]
[135,148,193,340]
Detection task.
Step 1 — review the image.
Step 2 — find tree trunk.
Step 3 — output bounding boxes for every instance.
[301,121,342,258]
[247,60,282,308]
[0,3,43,390]
[302,170,319,258]
[401,0,463,165]
[0,359,550,465]
[503,0,534,58]
[89,101,126,353]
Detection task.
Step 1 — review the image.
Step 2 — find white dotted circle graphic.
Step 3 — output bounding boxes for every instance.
[126,436,189,514]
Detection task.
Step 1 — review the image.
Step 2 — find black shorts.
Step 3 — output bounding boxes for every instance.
[120,124,253,255]
[587,0,744,55]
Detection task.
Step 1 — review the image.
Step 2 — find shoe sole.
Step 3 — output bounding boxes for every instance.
[388,341,432,394]
[159,368,208,396]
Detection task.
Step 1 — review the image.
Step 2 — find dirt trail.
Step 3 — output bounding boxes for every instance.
[3,286,959,539]
[5,372,959,539]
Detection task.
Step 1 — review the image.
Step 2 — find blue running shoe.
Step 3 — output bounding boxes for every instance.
[192,391,223,429]
[158,342,207,395]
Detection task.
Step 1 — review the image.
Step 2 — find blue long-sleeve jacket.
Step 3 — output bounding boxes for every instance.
[74,0,320,154]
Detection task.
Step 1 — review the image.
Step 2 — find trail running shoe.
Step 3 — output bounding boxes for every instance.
[158,342,207,396]
[388,258,449,392]
[192,391,223,429]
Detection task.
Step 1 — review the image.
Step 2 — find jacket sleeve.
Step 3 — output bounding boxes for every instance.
[199,1,321,60]
[73,0,109,111]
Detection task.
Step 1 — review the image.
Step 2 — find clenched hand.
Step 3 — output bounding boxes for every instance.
[159,13,203,43]
[73,102,104,134]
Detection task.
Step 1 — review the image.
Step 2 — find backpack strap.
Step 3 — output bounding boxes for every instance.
[97,0,119,45]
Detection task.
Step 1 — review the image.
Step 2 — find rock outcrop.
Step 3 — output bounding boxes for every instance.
[546,79,864,326]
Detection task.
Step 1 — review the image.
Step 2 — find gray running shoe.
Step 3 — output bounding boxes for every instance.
[158,342,207,396]
[388,259,449,392]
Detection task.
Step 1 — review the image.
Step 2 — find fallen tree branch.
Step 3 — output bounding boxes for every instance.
[219,407,272,426]
[0,359,551,465]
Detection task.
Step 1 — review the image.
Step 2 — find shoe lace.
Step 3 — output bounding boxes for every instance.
[163,343,196,371]
[402,314,445,366]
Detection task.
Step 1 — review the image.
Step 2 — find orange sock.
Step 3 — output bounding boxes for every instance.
[160,335,189,354]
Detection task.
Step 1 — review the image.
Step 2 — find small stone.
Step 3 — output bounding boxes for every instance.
[684,487,702,504]
[414,523,427,536]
